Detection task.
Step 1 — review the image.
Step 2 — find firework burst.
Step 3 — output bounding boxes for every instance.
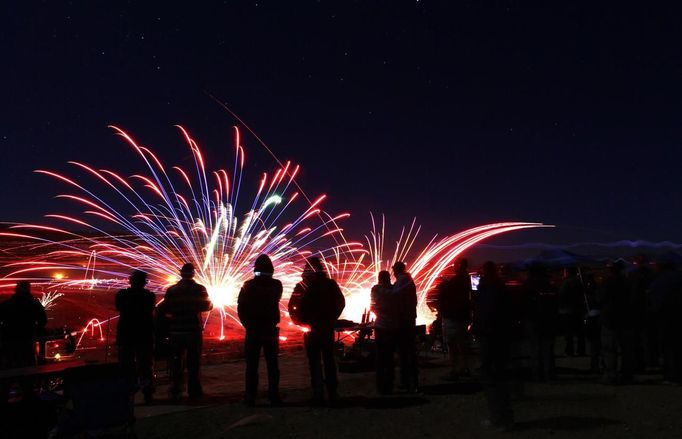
[0,126,358,339]
[326,214,553,324]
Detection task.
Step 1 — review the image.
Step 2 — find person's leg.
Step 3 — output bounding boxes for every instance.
[575,314,587,356]
[398,326,418,391]
[619,329,636,382]
[117,345,136,389]
[169,334,184,397]
[453,321,472,375]
[375,328,392,393]
[645,315,661,367]
[442,319,458,376]
[494,337,514,426]
[601,326,617,383]
[263,328,281,403]
[304,331,324,401]
[661,321,676,382]
[562,314,575,356]
[136,342,155,401]
[321,330,339,399]
[187,332,203,397]
[244,330,261,404]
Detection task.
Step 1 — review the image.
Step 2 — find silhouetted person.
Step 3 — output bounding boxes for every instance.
[159,263,212,400]
[371,270,398,393]
[392,261,419,392]
[523,263,558,381]
[116,270,156,404]
[559,267,586,356]
[237,254,283,406]
[0,281,46,401]
[435,258,472,379]
[628,254,655,370]
[0,281,47,368]
[474,261,514,431]
[598,261,635,384]
[649,256,682,383]
[293,257,345,404]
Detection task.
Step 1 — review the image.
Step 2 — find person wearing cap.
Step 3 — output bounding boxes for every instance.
[292,256,345,405]
[237,254,283,406]
[391,261,419,393]
[115,270,157,404]
[159,263,213,400]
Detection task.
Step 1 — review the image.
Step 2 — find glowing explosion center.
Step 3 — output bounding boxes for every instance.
[0,125,552,346]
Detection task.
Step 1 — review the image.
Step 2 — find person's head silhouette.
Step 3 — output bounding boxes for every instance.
[180,263,195,279]
[129,270,148,288]
[392,261,406,276]
[378,270,391,285]
[15,280,31,297]
[254,254,274,275]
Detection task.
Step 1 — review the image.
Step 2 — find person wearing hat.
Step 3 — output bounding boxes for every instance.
[237,254,283,406]
[292,256,345,405]
[159,263,212,400]
[116,270,157,404]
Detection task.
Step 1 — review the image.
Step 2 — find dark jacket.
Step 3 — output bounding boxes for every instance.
[115,287,156,346]
[0,293,47,343]
[649,269,682,330]
[237,274,283,331]
[393,273,418,327]
[473,277,512,337]
[371,283,399,329]
[523,275,558,333]
[160,279,212,333]
[435,273,472,322]
[559,276,584,315]
[628,266,654,322]
[597,273,631,330]
[296,273,345,331]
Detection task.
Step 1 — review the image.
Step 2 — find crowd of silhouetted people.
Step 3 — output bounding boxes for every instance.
[2,253,682,432]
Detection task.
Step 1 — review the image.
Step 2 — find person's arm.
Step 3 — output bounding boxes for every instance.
[332,281,345,320]
[115,290,123,312]
[237,284,247,325]
[199,286,213,312]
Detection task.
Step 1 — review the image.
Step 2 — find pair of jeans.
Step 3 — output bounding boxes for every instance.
[601,326,635,383]
[118,342,154,396]
[304,329,337,399]
[169,331,203,397]
[442,318,471,374]
[478,335,513,425]
[375,326,418,392]
[244,327,280,401]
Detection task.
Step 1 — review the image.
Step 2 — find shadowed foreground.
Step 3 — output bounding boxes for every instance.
[132,349,682,439]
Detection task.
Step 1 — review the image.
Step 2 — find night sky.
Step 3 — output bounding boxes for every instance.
[3,2,682,246]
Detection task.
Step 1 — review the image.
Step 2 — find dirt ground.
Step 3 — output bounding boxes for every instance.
[132,346,682,439]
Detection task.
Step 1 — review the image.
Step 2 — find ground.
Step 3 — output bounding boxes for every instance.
[131,346,682,439]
